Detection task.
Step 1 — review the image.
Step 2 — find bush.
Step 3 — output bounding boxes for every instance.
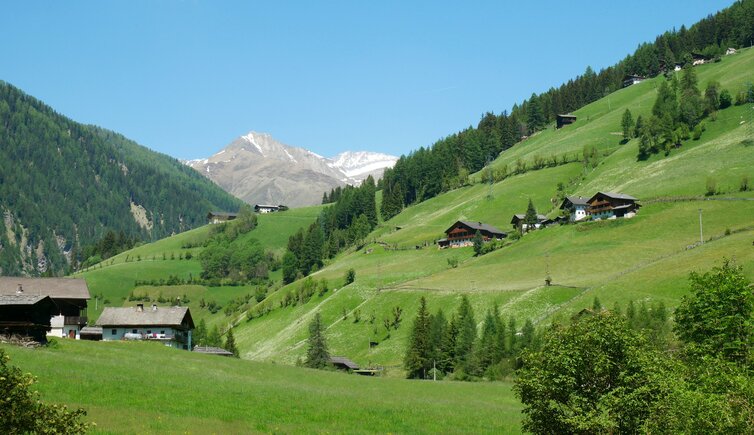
[705,177,717,196]
[344,268,356,285]
[740,176,750,192]
[719,89,732,109]
[447,257,459,268]
[0,349,90,434]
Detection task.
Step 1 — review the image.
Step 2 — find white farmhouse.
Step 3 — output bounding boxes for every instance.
[97,304,194,350]
[559,196,590,222]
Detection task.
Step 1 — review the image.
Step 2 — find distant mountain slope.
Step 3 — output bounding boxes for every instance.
[185,132,396,207]
[0,81,243,276]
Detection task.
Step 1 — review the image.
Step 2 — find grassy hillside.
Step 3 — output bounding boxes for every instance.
[72,48,754,376]
[227,49,754,370]
[1,340,521,434]
[76,206,322,329]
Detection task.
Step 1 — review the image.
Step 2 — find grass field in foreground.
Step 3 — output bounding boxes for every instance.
[2,340,522,434]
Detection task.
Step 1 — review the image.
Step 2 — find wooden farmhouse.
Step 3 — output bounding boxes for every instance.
[556,114,577,129]
[510,214,550,232]
[97,304,195,350]
[691,52,710,66]
[207,211,238,224]
[559,196,590,222]
[438,220,507,249]
[622,74,646,88]
[254,204,285,214]
[0,294,57,342]
[0,277,90,339]
[586,192,641,220]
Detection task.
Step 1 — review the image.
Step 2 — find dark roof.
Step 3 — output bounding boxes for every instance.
[0,294,50,306]
[588,192,638,203]
[612,204,639,211]
[207,211,238,218]
[254,204,279,209]
[330,356,360,370]
[449,220,506,236]
[557,114,577,119]
[96,306,194,329]
[623,74,646,80]
[193,346,234,356]
[510,214,548,224]
[0,277,90,300]
[80,326,103,335]
[560,195,590,209]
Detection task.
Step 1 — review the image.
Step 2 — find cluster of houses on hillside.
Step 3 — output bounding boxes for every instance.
[439,192,640,248]
[207,204,289,224]
[0,277,197,351]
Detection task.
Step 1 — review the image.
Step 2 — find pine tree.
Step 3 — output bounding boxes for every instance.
[454,295,477,372]
[621,109,634,142]
[524,198,539,230]
[438,315,458,373]
[404,297,432,378]
[193,319,207,347]
[475,309,499,375]
[224,327,239,357]
[472,230,484,256]
[305,312,330,369]
[526,93,546,133]
[207,325,222,347]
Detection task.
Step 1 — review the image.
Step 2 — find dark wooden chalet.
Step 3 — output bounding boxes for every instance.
[0,277,90,339]
[330,356,360,371]
[207,211,238,224]
[510,214,550,232]
[439,220,506,248]
[0,294,57,342]
[586,192,640,220]
[556,114,577,128]
[622,74,646,88]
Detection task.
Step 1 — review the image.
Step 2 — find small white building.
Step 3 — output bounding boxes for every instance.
[726,47,737,55]
[510,214,550,232]
[254,204,280,214]
[560,196,590,222]
[97,304,194,350]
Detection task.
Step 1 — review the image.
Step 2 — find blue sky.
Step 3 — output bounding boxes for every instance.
[1,1,733,159]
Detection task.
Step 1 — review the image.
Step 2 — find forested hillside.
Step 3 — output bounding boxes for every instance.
[0,81,243,276]
[381,0,754,219]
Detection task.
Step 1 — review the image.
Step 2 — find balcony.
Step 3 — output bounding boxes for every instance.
[64,316,88,326]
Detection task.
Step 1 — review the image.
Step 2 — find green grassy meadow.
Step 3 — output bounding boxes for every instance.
[1,340,521,434]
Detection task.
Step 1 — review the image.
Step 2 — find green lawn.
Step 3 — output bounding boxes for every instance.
[2,340,522,434]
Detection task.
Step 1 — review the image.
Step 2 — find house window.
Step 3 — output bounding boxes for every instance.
[160,330,165,334]
[147,330,152,334]
[132,329,137,334]
[111,329,117,335]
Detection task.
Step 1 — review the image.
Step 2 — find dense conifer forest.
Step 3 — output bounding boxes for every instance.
[0,82,242,276]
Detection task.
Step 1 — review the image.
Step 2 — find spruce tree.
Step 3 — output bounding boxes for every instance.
[438,315,458,373]
[305,312,330,369]
[621,109,634,142]
[524,198,539,230]
[475,309,499,375]
[472,230,484,256]
[194,318,208,347]
[207,325,222,347]
[454,295,477,373]
[404,297,432,378]
[224,327,239,357]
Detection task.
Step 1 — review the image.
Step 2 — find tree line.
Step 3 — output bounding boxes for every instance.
[284,177,377,283]
[380,0,754,220]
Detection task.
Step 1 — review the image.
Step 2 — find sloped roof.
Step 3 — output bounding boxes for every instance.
[194,346,234,356]
[560,196,590,209]
[0,294,50,306]
[0,277,89,300]
[207,211,238,218]
[588,192,638,203]
[96,306,194,329]
[510,214,549,224]
[330,356,360,370]
[557,113,577,119]
[451,220,506,236]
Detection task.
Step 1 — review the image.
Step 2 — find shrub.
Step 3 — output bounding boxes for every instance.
[344,268,356,285]
[0,350,90,434]
[705,177,717,196]
[740,175,750,192]
[447,257,459,268]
